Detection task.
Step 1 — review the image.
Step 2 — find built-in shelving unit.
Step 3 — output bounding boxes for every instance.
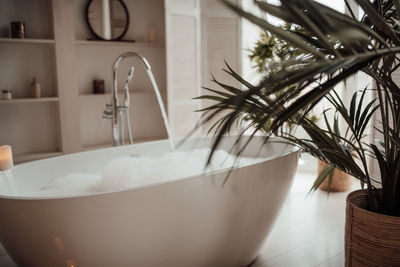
[0,97,58,104]
[0,0,60,161]
[0,0,211,164]
[0,0,171,163]
[74,0,168,149]
[0,37,55,44]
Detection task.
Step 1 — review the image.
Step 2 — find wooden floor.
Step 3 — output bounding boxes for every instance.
[251,172,359,267]
[0,171,359,267]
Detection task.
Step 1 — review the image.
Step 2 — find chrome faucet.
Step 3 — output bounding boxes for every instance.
[103,52,174,149]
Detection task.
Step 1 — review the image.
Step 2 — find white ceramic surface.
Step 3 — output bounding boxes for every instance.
[0,136,299,267]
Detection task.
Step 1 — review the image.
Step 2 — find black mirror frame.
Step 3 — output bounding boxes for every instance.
[85,0,130,41]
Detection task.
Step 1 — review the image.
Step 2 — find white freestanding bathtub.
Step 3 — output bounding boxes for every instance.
[0,136,299,267]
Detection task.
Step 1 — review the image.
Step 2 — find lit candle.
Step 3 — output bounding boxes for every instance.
[0,145,14,171]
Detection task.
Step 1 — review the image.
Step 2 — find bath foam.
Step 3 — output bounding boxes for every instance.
[34,174,102,196]
[28,148,258,197]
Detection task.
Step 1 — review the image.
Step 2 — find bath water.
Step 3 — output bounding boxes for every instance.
[0,170,18,195]
[27,148,258,197]
[146,71,174,151]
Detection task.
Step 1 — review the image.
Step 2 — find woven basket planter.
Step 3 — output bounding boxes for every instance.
[318,161,352,192]
[345,189,400,266]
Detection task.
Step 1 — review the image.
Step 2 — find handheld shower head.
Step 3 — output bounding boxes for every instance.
[124,66,134,107]
[125,66,134,90]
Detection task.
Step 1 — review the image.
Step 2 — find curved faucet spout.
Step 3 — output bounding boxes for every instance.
[110,52,174,149]
[112,52,150,111]
[113,52,151,72]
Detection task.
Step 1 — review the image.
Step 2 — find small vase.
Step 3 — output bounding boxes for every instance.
[30,77,41,98]
[318,160,352,192]
[147,27,157,43]
[93,80,105,94]
[345,189,400,266]
[10,21,25,39]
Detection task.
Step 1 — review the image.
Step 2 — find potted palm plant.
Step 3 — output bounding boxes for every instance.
[248,26,352,192]
[198,0,400,265]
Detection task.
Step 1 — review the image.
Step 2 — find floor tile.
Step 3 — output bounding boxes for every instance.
[326,226,345,241]
[257,214,344,262]
[316,251,345,267]
[257,236,343,267]
[252,172,358,267]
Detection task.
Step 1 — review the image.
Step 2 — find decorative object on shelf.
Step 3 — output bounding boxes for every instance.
[86,0,130,41]
[10,21,25,38]
[318,160,352,192]
[198,1,400,266]
[1,90,12,100]
[147,26,157,43]
[93,79,105,94]
[30,77,41,98]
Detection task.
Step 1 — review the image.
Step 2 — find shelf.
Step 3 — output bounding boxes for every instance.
[82,136,166,152]
[0,97,59,104]
[79,91,149,97]
[75,40,164,48]
[0,37,55,45]
[14,151,63,164]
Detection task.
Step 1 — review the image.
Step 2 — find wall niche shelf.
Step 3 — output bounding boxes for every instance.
[74,0,170,149]
[0,0,60,162]
[79,91,150,97]
[0,97,58,104]
[75,40,164,48]
[0,38,55,45]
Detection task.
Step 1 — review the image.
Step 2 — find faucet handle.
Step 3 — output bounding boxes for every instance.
[101,115,111,128]
[101,109,112,129]
[102,110,112,119]
[102,102,113,119]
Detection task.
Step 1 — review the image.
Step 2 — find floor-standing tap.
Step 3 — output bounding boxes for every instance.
[104,52,174,149]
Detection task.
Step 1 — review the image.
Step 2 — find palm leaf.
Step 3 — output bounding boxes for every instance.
[198,0,400,215]
[222,0,326,58]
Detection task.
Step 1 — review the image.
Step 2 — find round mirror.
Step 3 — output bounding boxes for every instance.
[86,0,129,41]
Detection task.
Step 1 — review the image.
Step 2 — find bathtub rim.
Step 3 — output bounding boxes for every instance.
[0,136,300,201]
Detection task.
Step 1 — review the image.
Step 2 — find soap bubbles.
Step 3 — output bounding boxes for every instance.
[29,148,257,197]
